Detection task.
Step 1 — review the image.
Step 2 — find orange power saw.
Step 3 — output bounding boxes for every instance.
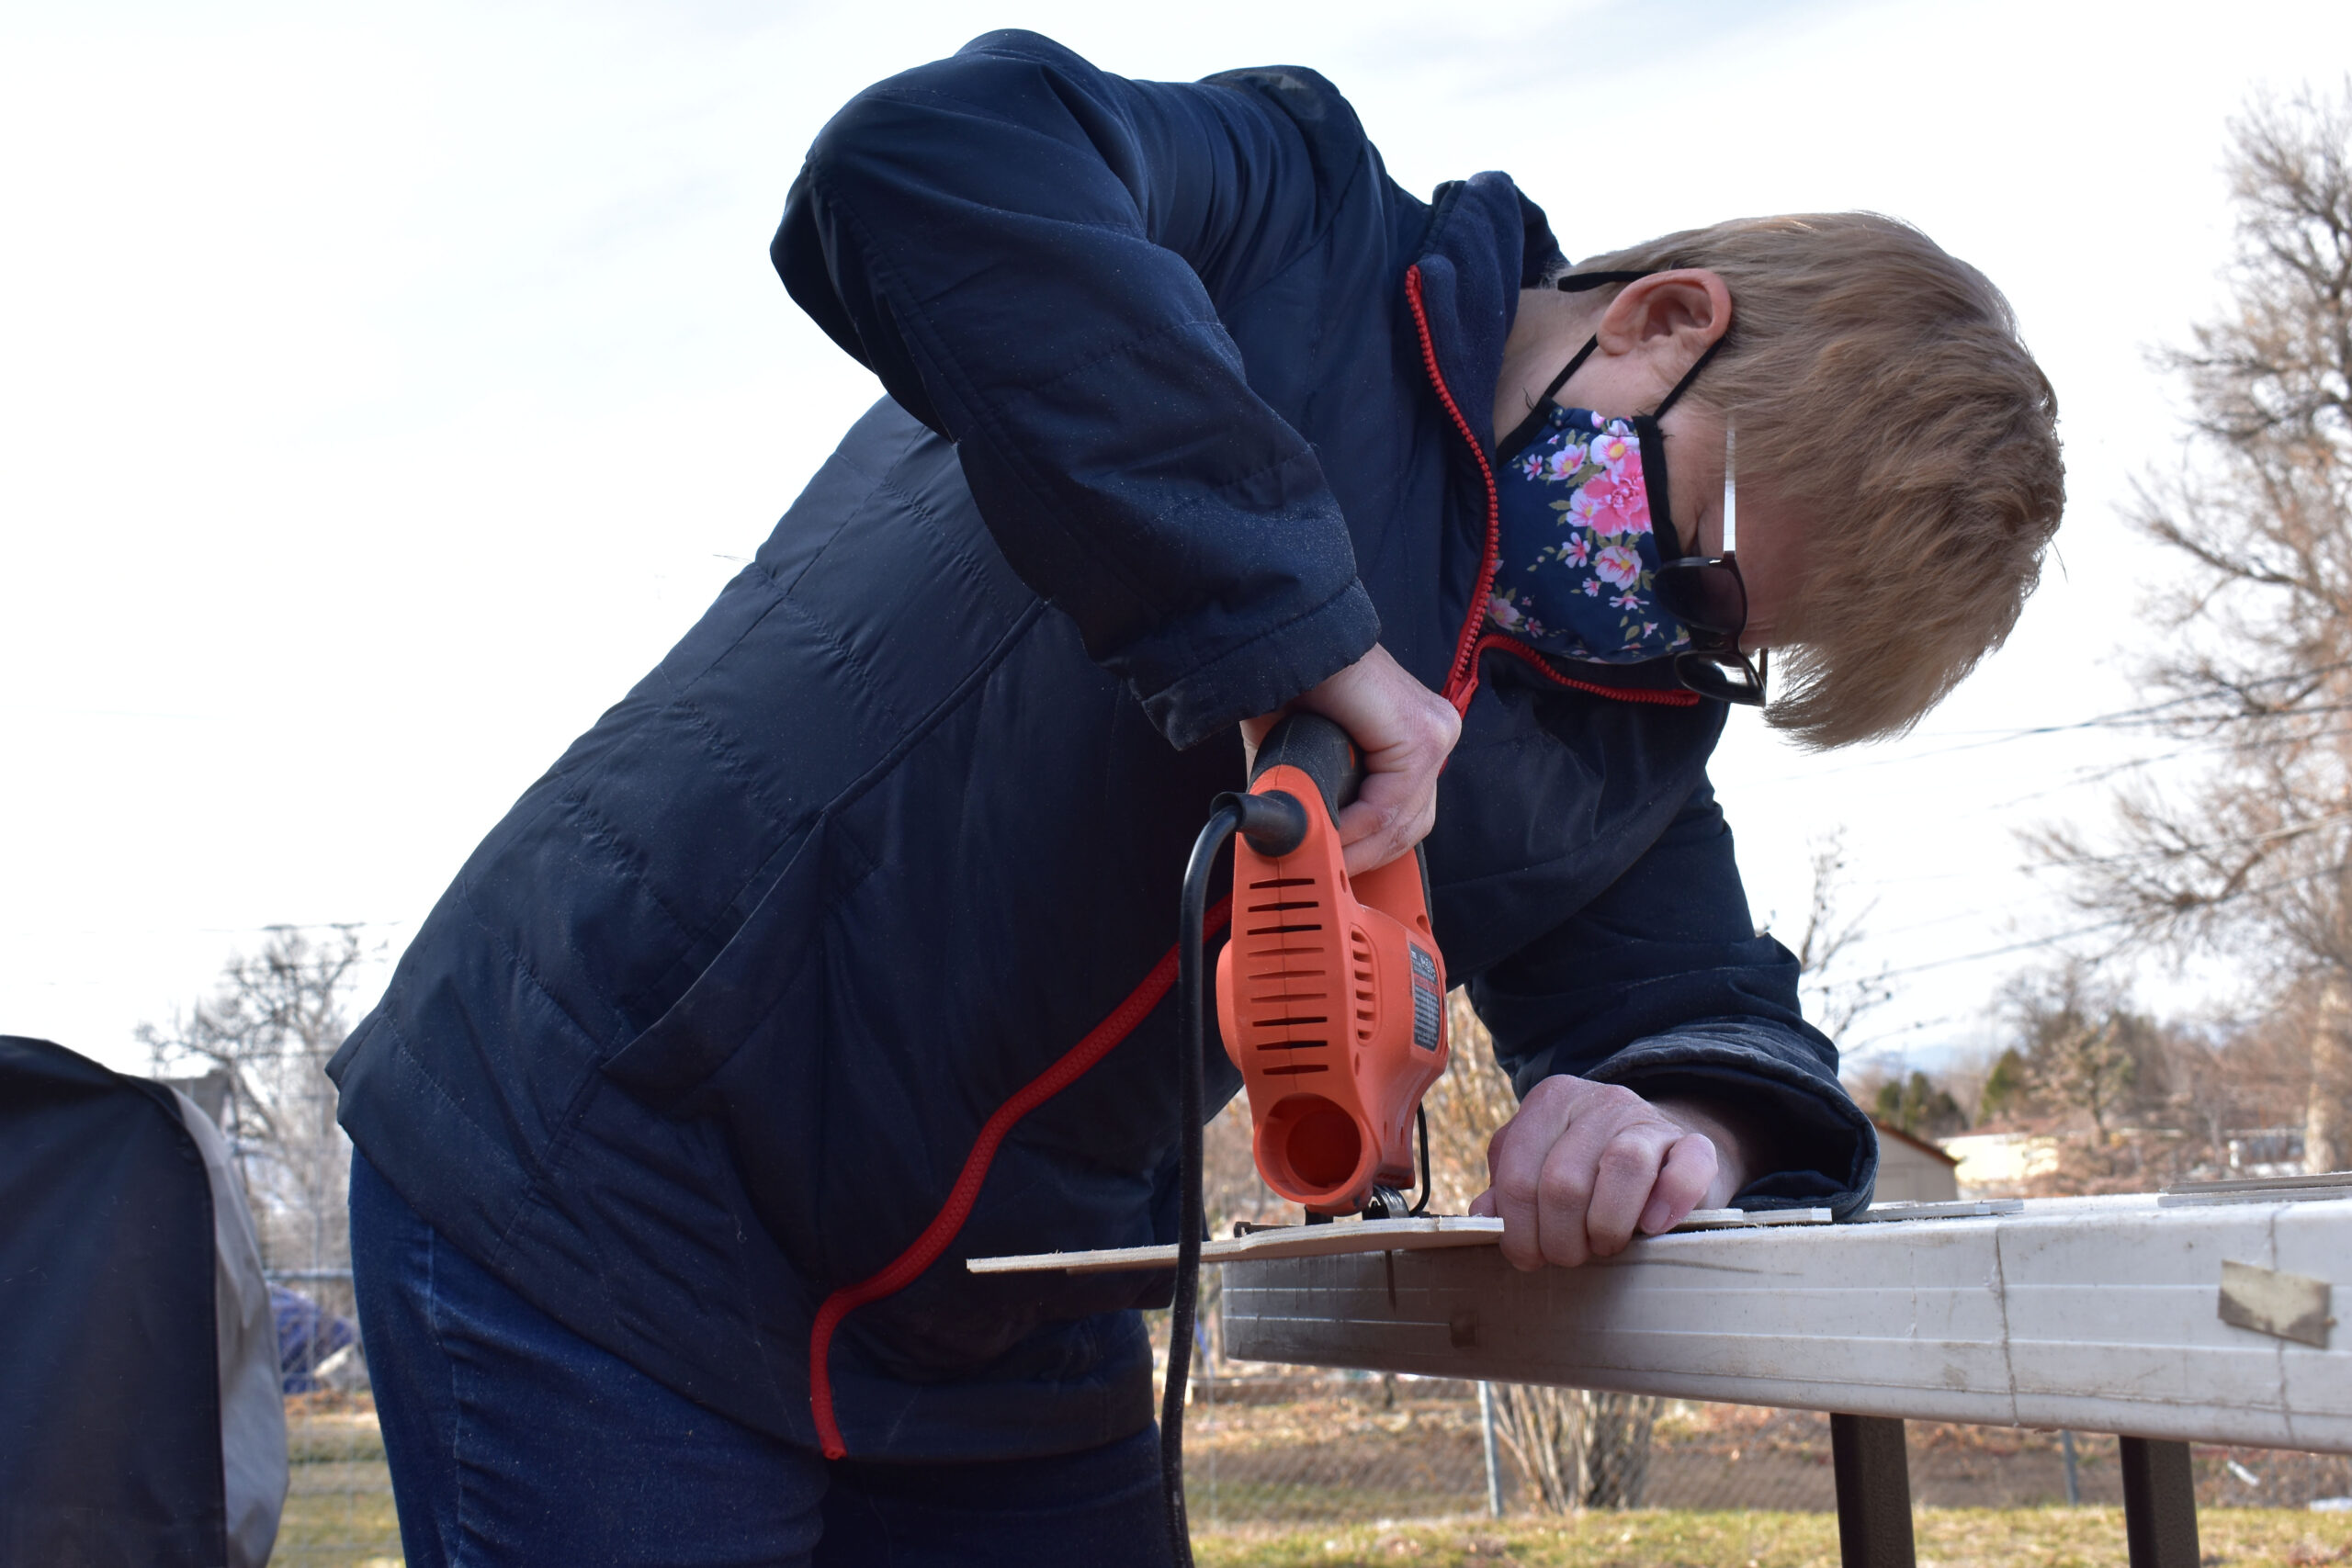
[1160,712,1453,1563]
[1214,714,1450,1217]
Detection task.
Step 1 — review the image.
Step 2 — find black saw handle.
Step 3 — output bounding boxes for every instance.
[1249,712,1364,822]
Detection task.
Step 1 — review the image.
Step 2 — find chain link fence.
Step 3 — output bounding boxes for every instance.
[267,1376,2352,1567]
[1178,1371,2352,1524]
[278,1394,400,1568]
[259,1269,395,1568]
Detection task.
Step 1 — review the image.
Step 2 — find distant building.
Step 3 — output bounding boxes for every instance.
[2225,1127,2304,1179]
[1871,1120,1962,1202]
[156,1068,231,1129]
[1939,1130,2061,1196]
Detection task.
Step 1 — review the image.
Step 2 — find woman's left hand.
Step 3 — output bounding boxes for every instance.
[1468,1076,1749,1269]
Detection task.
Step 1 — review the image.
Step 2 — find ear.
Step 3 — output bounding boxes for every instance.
[1594,268,1732,380]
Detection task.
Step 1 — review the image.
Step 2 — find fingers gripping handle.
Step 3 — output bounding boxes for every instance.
[1248,714,1432,905]
[1250,713,1363,819]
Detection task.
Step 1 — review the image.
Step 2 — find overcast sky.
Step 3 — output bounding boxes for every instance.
[6,0,2347,1077]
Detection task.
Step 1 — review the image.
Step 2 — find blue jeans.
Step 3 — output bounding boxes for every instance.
[349,1154,1175,1566]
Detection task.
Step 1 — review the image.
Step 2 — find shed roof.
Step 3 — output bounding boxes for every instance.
[1872,1119,1961,1167]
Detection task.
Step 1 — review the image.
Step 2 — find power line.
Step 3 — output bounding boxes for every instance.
[1924,660,2352,741]
[1868,858,2346,983]
[2035,808,2352,871]
[1840,1011,1974,1055]
[1977,740,2218,812]
[1868,919,2135,983]
[1750,660,2352,785]
[0,919,408,941]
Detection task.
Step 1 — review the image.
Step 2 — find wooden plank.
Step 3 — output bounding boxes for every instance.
[967,1206,1832,1276]
[2161,1170,2352,1201]
[1840,1199,2021,1224]
[1678,1206,1835,1231]
[967,1215,1502,1276]
[1217,1192,2352,1452]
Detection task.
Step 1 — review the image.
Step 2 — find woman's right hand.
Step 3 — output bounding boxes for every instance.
[1240,644,1461,876]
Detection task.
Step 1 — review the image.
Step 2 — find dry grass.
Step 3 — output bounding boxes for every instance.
[266,1393,2352,1567]
[1193,1508,2352,1568]
[276,1397,401,1568]
[263,1506,2352,1568]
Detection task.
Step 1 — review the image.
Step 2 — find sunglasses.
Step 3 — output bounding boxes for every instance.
[1653,426,1768,707]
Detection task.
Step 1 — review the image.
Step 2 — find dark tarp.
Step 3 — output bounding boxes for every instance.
[270,1284,358,1394]
[0,1035,231,1566]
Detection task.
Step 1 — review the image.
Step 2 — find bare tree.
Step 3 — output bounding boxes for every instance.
[1965,961,2316,1190]
[2037,83,2352,1174]
[2157,1020,2278,1179]
[1421,993,1658,1511]
[2004,963,2146,1149]
[141,925,368,1279]
[1788,829,1891,1041]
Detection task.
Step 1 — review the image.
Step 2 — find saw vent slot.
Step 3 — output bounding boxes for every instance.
[1241,870,1340,1071]
[1350,929,1377,1044]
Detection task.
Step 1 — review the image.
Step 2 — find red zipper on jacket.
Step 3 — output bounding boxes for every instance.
[1403,265,1699,715]
[808,897,1232,1459]
[1405,264,1501,717]
[1470,633,1700,706]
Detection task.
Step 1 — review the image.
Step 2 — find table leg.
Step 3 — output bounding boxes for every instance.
[2120,1436,2199,1568]
[1831,1413,1916,1568]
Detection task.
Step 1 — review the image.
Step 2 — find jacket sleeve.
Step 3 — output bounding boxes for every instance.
[1466,783,1880,1215]
[774,31,1384,750]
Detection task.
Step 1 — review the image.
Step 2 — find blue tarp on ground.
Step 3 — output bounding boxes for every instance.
[270,1284,357,1393]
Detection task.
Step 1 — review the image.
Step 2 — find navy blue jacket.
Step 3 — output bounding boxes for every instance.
[330,31,1875,1463]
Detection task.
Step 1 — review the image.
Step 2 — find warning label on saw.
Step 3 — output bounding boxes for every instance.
[1408,944,1442,1052]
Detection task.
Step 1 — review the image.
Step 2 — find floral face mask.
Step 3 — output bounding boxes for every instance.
[1483,271,1724,667]
[1487,405,1690,663]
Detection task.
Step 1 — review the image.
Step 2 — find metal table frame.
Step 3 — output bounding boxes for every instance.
[1218,1190,2347,1566]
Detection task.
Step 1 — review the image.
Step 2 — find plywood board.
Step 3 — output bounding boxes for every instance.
[967,1215,1502,1276]
[967,1205,1832,1277]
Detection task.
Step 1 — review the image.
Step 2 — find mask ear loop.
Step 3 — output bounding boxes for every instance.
[1497,336,1600,462]
[1651,333,1726,421]
[1496,270,1657,462]
[1554,270,1651,292]
[1504,271,1724,460]
[1635,331,1729,554]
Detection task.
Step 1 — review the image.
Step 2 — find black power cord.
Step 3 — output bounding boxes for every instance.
[1409,1105,1433,1216]
[1165,788,1306,1568]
